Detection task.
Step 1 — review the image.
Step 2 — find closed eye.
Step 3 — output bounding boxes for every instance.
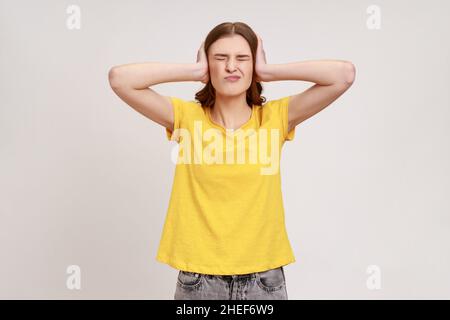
[216,58,248,61]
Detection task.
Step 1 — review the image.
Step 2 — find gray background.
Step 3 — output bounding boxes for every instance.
[1,0,449,299]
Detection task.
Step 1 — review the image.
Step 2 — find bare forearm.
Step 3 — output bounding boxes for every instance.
[263,60,355,85]
[108,62,203,89]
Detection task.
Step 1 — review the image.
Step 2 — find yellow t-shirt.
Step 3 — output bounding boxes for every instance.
[156,96,296,275]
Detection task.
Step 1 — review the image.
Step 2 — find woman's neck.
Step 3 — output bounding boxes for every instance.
[210,95,252,130]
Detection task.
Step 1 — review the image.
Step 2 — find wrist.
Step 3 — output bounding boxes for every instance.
[192,62,207,82]
[255,64,275,82]
[260,64,276,82]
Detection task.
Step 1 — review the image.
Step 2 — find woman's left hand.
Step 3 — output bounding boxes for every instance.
[254,33,270,82]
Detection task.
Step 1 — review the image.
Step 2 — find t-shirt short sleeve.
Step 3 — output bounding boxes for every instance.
[165,96,187,142]
[269,95,296,142]
[282,96,296,141]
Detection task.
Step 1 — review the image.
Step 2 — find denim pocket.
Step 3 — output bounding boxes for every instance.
[177,270,203,288]
[255,267,286,292]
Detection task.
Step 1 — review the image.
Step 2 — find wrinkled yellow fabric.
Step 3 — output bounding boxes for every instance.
[156,96,296,275]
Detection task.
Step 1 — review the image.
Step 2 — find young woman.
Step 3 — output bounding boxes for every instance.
[108,22,355,300]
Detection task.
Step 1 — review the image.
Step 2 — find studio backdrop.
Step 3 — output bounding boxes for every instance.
[1,0,449,299]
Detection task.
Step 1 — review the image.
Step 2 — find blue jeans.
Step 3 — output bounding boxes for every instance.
[174,266,288,300]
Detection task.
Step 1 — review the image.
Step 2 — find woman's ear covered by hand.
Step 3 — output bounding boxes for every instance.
[196,41,210,84]
[254,33,269,82]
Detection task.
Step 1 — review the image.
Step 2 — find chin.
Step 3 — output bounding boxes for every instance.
[221,91,245,98]
[217,86,247,96]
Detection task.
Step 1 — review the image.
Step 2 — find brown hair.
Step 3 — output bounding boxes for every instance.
[194,22,266,108]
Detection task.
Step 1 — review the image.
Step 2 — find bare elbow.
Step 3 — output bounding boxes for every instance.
[108,66,123,89]
[342,61,356,85]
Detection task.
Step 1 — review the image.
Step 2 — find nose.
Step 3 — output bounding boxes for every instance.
[226,59,237,72]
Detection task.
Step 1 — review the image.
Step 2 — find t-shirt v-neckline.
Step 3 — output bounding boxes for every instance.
[205,105,255,134]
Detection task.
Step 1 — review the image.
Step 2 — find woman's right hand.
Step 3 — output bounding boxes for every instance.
[196,41,209,84]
